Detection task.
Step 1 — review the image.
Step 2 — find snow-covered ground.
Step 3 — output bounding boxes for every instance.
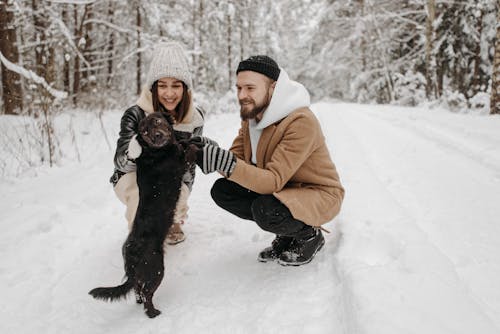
[1,103,500,333]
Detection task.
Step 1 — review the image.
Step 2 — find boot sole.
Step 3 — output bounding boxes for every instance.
[277,237,325,267]
[165,235,186,245]
[257,255,278,263]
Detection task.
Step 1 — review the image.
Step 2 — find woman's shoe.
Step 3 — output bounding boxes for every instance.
[166,222,186,245]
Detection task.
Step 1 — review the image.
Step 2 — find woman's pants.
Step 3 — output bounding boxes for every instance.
[113,172,190,230]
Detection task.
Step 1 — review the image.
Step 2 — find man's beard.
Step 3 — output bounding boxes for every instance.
[239,91,271,121]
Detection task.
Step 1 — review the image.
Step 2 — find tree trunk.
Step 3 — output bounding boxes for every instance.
[0,0,23,114]
[62,4,71,93]
[32,0,56,87]
[32,0,46,79]
[360,0,366,72]
[191,1,198,88]
[198,0,206,87]
[227,3,232,91]
[73,5,80,105]
[425,0,436,99]
[71,4,91,105]
[82,3,94,91]
[472,7,484,97]
[490,7,500,115]
[136,4,142,95]
[106,12,115,88]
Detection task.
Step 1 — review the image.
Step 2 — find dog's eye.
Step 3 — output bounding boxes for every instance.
[142,131,148,136]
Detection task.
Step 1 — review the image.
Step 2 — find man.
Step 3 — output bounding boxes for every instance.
[194,55,344,266]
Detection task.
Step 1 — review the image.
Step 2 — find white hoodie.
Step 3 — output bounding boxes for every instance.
[248,69,311,164]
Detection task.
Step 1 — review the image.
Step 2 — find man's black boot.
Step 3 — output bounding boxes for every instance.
[257,235,294,262]
[278,228,325,266]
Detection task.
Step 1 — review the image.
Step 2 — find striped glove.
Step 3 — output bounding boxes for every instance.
[189,135,219,148]
[196,144,236,176]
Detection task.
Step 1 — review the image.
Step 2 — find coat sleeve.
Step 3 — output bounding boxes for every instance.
[181,106,205,191]
[113,106,143,173]
[228,115,317,194]
[229,122,245,160]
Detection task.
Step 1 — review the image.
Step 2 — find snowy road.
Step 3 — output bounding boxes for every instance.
[1,103,500,333]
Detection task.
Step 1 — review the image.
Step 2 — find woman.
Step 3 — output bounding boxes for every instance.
[110,42,204,245]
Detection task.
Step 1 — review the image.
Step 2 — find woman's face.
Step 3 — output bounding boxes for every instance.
[157,77,184,112]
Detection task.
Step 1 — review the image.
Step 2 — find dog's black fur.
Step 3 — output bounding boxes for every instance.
[89,112,197,318]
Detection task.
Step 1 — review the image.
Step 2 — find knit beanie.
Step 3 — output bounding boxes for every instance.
[145,42,193,90]
[236,55,280,81]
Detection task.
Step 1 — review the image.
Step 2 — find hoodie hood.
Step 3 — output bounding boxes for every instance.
[255,69,310,130]
[248,69,310,164]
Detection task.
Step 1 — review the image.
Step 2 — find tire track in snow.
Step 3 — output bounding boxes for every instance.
[313,103,500,333]
[357,107,500,177]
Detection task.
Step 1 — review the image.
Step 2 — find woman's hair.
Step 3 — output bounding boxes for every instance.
[151,81,190,123]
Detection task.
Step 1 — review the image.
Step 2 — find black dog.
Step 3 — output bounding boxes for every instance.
[89,112,197,318]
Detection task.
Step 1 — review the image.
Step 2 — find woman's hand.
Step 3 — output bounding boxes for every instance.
[127,135,142,160]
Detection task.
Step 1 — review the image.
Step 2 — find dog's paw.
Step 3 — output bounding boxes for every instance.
[146,307,161,318]
[127,135,142,160]
[185,144,198,164]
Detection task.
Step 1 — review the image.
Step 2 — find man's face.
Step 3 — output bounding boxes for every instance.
[236,71,276,121]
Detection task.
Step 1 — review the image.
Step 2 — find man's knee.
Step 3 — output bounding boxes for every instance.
[251,195,308,236]
[251,196,289,231]
[210,178,231,206]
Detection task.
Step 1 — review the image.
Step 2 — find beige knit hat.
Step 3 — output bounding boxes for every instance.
[145,42,193,90]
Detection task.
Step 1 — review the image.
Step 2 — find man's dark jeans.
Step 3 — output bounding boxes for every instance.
[210,178,313,238]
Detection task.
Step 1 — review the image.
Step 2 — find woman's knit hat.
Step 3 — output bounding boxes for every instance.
[145,42,193,90]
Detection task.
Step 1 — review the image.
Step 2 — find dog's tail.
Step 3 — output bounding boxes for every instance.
[89,277,134,302]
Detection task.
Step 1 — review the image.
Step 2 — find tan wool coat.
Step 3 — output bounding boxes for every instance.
[228,107,344,227]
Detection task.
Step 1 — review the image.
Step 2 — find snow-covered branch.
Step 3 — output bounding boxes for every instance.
[0,52,68,100]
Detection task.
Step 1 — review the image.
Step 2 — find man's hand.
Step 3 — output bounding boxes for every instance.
[127,135,142,160]
[196,144,236,176]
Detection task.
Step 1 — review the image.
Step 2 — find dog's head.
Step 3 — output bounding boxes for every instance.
[138,112,175,149]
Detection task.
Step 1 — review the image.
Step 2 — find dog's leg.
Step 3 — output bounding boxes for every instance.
[134,285,143,304]
[143,297,161,318]
[142,266,164,318]
[142,278,163,318]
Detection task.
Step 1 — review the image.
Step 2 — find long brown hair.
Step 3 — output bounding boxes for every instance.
[151,81,191,123]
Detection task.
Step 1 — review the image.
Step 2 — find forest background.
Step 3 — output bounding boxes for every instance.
[0,0,499,172]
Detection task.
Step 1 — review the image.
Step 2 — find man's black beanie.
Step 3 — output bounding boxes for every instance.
[236,55,281,81]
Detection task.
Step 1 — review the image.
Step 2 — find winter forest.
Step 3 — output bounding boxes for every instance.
[1,0,499,112]
[1,0,499,171]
